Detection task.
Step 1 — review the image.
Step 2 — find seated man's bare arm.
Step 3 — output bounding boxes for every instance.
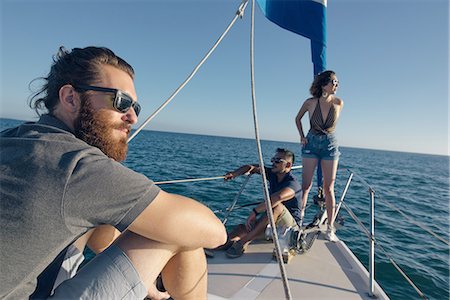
[128,190,227,250]
[253,187,295,212]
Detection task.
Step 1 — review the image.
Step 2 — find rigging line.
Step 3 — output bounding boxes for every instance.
[214,201,314,214]
[341,201,373,241]
[155,175,225,185]
[127,0,250,143]
[222,175,252,225]
[345,168,375,192]
[248,1,292,299]
[333,172,354,222]
[347,168,449,246]
[379,195,450,246]
[376,244,428,300]
[337,173,429,299]
[346,167,449,246]
[154,165,300,185]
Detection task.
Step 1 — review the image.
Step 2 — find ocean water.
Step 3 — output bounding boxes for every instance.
[1,118,449,300]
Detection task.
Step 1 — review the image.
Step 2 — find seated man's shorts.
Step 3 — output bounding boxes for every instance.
[256,207,299,240]
[50,245,147,299]
[302,132,340,161]
[276,206,299,229]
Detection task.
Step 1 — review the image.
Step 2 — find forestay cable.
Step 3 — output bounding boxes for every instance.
[128,0,249,143]
[248,0,292,299]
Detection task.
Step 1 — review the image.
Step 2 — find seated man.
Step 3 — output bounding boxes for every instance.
[0,46,226,300]
[222,148,302,258]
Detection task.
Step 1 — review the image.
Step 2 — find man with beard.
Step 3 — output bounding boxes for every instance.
[221,148,302,258]
[0,46,227,300]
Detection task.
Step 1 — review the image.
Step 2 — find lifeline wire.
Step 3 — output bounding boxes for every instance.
[342,199,428,299]
[248,0,292,299]
[379,195,450,246]
[127,0,249,143]
[338,168,430,299]
[155,176,225,185]
[153,166,302,185]
[346,168,449,246]
[222,175,252,225]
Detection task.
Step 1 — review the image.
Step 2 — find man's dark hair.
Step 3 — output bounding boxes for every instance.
[276,148,295,164]
[29,46,135,116]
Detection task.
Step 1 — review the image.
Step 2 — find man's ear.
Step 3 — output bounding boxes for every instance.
[59,85,81,113]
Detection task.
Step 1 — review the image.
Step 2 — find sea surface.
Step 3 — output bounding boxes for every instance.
[1,118,449,300]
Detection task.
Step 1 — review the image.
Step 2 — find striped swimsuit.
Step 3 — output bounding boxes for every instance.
[310,98,337,135]
[302,98,340,160]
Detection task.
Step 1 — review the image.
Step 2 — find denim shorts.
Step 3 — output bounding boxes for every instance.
[301,132,340,161]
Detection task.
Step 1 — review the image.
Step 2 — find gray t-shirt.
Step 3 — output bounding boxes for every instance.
[0,115,161,299]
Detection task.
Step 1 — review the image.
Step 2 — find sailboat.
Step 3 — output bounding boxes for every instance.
[127,1,429,299]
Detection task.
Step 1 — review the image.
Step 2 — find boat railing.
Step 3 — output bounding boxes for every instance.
[155,165,449,300]
[330,167,448,299]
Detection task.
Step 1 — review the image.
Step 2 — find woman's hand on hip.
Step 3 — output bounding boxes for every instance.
[301,137,308,145]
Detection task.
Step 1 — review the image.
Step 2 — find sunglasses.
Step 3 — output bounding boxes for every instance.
[330,79,339,86]
[75,85,141,116]
[271,157,287,164]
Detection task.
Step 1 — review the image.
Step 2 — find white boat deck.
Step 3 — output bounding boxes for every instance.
[207,232,389,300]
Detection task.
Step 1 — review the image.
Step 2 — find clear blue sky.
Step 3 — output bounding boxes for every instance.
[1,0,448,156]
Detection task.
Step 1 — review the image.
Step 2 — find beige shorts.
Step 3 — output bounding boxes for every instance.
[256,206,299,240]
[276,206,298,229]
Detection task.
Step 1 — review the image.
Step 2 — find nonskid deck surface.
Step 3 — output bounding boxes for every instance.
[206,233,389,300]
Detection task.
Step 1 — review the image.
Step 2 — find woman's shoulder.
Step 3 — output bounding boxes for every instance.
[304,97,316,105]
[333,96,344,106]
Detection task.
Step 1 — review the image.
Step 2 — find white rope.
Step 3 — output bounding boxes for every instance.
[153,164,301,185]
[154,175,224,185]
[249,1,292,299]
[127,0,249,143]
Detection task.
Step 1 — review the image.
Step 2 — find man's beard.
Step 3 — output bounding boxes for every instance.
[74,97,130,162]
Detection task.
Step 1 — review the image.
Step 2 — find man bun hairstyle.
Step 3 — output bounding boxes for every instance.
[29,46,135,116]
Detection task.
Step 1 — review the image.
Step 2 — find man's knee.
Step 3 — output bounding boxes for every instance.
[273,204,284,218]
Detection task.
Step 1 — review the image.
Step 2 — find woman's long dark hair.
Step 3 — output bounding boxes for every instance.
[309,70,336,98]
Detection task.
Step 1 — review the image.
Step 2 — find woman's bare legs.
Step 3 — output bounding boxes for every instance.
[321,159,339,226]
[300,157,319,225]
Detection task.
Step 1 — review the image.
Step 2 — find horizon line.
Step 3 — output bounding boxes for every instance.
[1,116,448,157]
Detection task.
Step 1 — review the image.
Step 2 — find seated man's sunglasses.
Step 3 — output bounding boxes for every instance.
[75,85,141,117]
[271,157,287,164]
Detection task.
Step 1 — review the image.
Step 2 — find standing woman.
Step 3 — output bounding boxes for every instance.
[295,70,344,242]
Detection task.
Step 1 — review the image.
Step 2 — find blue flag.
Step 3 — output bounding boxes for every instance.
[256,0,327,75]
